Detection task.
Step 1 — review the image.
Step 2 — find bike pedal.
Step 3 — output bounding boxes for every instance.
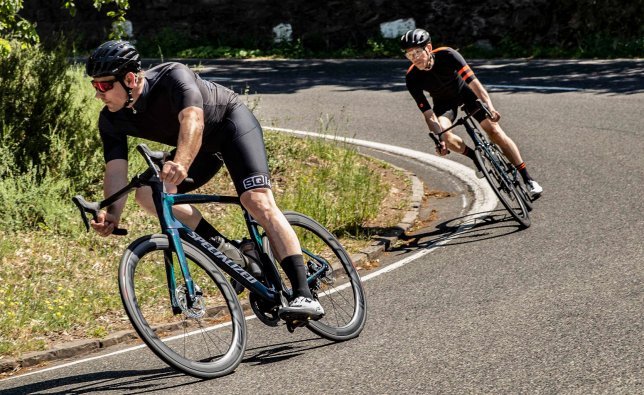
[285,319,308,333]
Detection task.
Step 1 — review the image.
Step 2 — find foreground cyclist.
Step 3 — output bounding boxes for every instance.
[401,29,543,197]
[85,40,323,320]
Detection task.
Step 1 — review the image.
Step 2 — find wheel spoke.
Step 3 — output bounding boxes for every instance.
[476,147,531,227]
[120,235,246,378]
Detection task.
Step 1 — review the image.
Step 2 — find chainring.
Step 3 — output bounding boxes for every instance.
[249,292,280,327]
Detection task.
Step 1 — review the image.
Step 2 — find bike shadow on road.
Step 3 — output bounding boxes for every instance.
[242,337,334,367]
[0,367,199,395]
[0,339,336,394]
[393,209,527,253]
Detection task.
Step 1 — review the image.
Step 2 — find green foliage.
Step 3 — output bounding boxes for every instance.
[264,115,386,235]
[0,0,39,47]
[0,38,11,57]
[178,46,264,59]
[270,39,310,59]
[0,42,104,232]
[136,27,196,58]
[0,1,131,48]
[0,125,397,358]
[365,38,401,58]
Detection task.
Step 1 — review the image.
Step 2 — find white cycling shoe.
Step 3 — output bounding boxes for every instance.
[527,180,543,197]
[279,296,325,321]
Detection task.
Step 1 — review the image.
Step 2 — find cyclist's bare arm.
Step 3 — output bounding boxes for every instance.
[468,79,500,122]
[423,109,449,155]
[161,106,204,185]
[91,159,128,236]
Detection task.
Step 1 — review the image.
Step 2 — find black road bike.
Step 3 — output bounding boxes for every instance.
[429,101,533,228]
[72,144,367,378]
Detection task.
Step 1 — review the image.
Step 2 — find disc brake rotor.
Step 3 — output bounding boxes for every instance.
[175,285,206,319]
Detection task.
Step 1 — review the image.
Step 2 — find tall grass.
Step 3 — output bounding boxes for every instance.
[0,41,105,233]
[0,43,400,357]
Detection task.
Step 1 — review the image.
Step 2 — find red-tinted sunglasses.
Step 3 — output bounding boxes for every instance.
[91,79,118,93]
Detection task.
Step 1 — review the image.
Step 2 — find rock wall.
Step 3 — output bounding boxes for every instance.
[19,0,643,51]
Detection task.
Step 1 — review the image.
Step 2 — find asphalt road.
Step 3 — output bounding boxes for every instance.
[1,58,642,394]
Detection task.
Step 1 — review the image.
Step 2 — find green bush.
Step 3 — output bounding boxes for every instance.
[136,27,197,58]
[0,41,104,232]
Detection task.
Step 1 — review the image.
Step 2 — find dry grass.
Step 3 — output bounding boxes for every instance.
[0,132,411,358]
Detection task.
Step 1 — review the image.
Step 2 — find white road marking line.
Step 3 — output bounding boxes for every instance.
[0,127,498,382]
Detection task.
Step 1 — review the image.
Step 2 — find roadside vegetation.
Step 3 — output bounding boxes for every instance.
[2,0,637,361]
[0,41,408,357]
[137,28,643,60]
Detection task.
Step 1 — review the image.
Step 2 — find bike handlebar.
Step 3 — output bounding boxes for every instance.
[72,143,194,236]
[72,195,129,235]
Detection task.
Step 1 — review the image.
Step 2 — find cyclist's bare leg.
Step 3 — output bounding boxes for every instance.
[239,187,300,262]
[438,116,469,154]
[134,184,202,229]
[480,119,523,165]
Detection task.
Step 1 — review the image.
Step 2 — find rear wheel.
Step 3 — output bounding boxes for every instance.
[119,234,246,379]
[266,212,367,341]
[476,147,531,228]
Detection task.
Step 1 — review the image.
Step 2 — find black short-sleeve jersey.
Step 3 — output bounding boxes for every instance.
[98,62,242,162]
[405,47,478,113]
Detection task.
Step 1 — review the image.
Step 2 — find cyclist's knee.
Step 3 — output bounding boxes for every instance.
[443,131,462,146]
[483,123,506,142]
[240,188,278,219]
[437,116,453,130]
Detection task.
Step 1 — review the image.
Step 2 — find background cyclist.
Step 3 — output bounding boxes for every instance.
[85,40,323,320]
[401,28,543,197]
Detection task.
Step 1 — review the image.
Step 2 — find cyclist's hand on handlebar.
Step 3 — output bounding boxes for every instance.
[489,110,501,122]
[436,140,449,156]
[90,211,120,237]
[160,160,189,185]
[429,132,450,155]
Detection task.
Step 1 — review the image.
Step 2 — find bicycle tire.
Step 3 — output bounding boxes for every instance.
[282,211,367,341]
[119,234,246,378]
[475,147,531,228]
[494,145,533,211]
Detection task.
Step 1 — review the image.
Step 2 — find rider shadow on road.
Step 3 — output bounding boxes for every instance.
[0,339,336,394]
[242,337,334,367]
[393,209,527,253]
[0,368,196,395]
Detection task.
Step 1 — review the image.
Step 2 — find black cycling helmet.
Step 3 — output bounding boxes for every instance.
[400,29,431,50]
[86,40,141,78]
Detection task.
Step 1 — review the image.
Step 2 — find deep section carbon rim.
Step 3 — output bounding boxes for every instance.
[283,212,367,341]
[119,234,246,378]
[476,147,531,228]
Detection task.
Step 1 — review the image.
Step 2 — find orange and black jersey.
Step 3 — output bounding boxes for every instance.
[405,47,477,113]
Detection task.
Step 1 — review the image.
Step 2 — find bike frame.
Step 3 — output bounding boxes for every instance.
[73,143,333,316]
[149,179,284,311]
[437,106,514,187]
[461,117,509,179]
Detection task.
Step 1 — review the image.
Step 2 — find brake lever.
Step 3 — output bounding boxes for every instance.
[428,133,450,154]
[476,99,493,119]
[71,195,128,236]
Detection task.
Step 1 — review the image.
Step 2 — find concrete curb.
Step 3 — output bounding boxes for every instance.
[0,165,424,375]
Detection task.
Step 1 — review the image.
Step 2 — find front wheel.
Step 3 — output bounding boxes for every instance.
[283,212,367,341]
[119,234,247,379]
[476,147,531,228]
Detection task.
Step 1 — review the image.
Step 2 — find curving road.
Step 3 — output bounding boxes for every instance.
[1,59,642,394]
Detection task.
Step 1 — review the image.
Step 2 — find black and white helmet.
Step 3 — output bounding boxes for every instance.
[400,29,431,49]
[86,40,141,78]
